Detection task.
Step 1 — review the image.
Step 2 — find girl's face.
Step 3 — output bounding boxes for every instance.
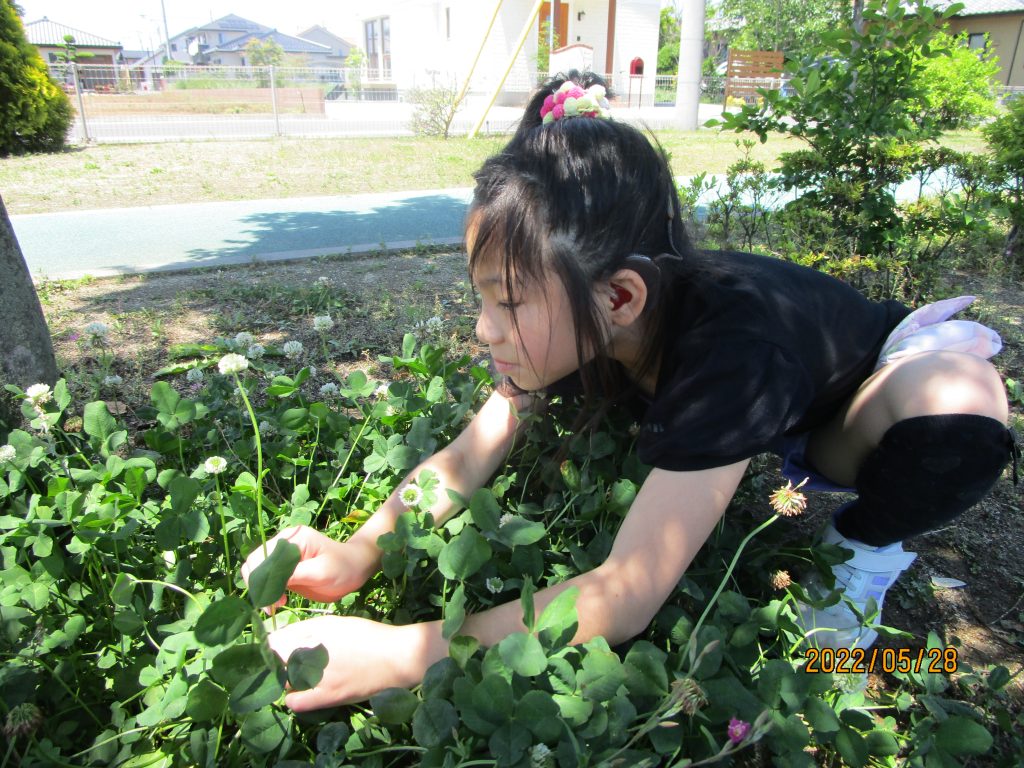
[473,264,584,392]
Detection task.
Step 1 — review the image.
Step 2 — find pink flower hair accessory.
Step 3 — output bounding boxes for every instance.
[540,81,611,124]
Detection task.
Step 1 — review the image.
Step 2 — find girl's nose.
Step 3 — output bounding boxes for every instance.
[475,308,502,345]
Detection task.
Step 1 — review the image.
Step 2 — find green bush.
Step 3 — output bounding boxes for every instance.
[712,0,996,300]
[984,94,1024,273]
[913,31,1000,129]
[0,1,73,156]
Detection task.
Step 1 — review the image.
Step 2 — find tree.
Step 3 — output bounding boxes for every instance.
[245,37,285,67]
[0,0,73,155]
[0,195,57,436]
[720,0,851,59]
[344,46,367,97]
[657,6,682,75]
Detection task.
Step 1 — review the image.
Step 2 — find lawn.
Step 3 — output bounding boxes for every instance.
[0,130,987,215]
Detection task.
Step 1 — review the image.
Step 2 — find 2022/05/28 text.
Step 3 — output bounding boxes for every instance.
[803,646,960,675]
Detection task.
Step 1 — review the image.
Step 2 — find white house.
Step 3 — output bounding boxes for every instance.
[358,0,660,105]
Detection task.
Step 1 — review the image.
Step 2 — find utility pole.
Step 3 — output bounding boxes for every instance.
[674,0,705,130]
[160,0,173,62]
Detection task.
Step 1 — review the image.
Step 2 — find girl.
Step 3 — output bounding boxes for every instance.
[242,73,1018,712]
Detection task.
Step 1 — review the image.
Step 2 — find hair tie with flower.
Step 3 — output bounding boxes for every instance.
[540,81,611,124]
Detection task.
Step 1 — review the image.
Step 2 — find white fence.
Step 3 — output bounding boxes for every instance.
[50,64,728,144]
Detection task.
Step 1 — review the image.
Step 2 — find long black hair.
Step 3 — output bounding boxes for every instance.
[468,71,695,414]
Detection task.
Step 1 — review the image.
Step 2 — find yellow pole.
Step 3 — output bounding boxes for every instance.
[468,0,545,139]
[454,0,505,108]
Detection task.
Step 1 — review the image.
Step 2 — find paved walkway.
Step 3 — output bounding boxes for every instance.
[12,188,475,280]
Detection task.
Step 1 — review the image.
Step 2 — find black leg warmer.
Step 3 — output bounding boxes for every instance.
[834,414,1019,547]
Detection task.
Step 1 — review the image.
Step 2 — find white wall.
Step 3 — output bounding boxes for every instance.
[610,0,659,105]
[363,0,659,101]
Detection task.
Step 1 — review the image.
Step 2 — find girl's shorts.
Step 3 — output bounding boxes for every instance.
[775,296,1003,493]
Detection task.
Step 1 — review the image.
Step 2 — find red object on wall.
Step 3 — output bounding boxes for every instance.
[630,57,644,75]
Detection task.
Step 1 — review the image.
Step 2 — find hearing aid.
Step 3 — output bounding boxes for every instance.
[610,284,632,310]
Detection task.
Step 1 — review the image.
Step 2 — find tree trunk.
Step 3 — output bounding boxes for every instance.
[0,194,56,434]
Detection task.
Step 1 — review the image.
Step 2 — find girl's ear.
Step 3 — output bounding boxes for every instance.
[605,267,650,326]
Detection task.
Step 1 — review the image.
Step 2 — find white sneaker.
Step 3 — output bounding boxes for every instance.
[798,523,917,650]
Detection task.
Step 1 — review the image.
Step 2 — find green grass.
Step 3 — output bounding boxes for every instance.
[0,130,989,215]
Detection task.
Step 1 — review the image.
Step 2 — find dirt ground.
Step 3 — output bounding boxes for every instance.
[36,250,1024,706]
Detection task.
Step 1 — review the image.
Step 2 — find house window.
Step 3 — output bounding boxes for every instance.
[967,33,986,50]
[48,52,58,62]
[218,33,224,43]
[364,16,391,78]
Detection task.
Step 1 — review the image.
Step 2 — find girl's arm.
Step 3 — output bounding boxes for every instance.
[241,388,533,603]
[267,459,749,711]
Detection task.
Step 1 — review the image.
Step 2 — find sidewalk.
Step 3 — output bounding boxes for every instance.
[12,189,475,280]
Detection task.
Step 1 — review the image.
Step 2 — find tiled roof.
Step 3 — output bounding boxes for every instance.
[213,30,331,55]
[176,14,271,40]
[297,25,356,48]
[945,0,1024,14]
[24,18,121,48]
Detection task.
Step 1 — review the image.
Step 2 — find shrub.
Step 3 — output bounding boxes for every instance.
[912,31,1000,129]
[712,0,995,300]
[984,94,1024,274]
[408,83,464,139]
[0,1,73,156]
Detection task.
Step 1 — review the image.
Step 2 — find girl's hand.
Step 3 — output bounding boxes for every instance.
[240,526,373,609]
[268,615,434,711]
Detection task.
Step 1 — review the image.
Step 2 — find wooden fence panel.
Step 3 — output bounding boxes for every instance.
[723,50,785,105]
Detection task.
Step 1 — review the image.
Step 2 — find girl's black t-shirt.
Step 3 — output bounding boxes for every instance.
[545,251,910,472]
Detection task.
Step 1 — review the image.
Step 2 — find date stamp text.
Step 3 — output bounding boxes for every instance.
[803,647,959,675]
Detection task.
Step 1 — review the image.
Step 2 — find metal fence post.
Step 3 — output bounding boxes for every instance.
[269,66,280,136]
[71,64,90,143]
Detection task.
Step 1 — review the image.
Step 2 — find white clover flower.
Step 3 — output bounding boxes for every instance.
[316,276,330,285]
[319,382,339,397]
[530,744,553,768]
[186,367,205,383]
[832,671,869,695]
[399,483,423,508]
[498,513,515,528]
[413,315,445,340]
[373,382,390,399]
[25,384,52,406]
[84,321,109,339]
[486,577,504,594]
[313,315,334,332]
[0,445,16,463]
[258,420,278,436]
[204,456,228,475]
[267,368,286,379]
[307,365,317,378]
[282,340,304,360]
[246,343,265,359]
[218,353,249,375]
[103,374,123,387]
[233,331,255,348]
